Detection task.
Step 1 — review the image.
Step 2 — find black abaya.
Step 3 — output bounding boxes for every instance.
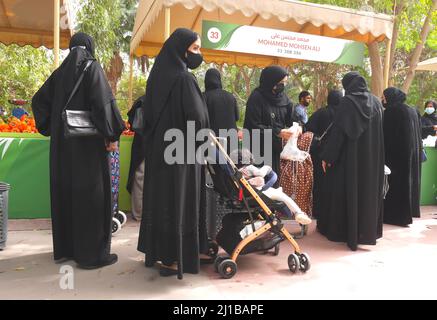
[243,66,293,178]
[319,72,385,251]
[126,96,146,194]
[383,87,421,226]
[137,29,210,279]
[305,90,342,218]
[31,33,125,266]
[204,68,239,136]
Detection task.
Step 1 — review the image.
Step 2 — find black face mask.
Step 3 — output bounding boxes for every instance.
[186,51,203,69]
[273,83,285,95]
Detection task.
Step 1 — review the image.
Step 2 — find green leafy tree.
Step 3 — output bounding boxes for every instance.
[0,44,53,112]
[76,0,137,95]
[116,72,147,119]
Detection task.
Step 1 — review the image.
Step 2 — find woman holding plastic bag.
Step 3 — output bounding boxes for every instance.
[243,66,294,184]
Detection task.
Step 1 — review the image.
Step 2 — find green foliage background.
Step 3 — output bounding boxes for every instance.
[0,0,436,119]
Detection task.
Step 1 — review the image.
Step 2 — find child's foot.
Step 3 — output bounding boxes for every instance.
[295,213,312,225]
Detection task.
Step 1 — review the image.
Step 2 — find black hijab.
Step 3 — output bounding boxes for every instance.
[383,87,407,108]
[57,33,96,109]
[327,90,343,107]
[336,72,381,139]
[256,66,291,107]
[205,68,222,91]
[69,32,95,57]
[326,90,343,119]
[143,28,199,133]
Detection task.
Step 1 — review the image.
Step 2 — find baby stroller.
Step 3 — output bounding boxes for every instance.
[207,133,310,279]
[109,148,127,235]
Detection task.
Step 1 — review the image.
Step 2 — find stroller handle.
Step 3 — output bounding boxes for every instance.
[209,132,239,173]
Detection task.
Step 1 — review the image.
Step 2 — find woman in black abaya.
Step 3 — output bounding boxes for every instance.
[204,68,239,137]
[383,87,421,226]
[32,33,126,269]
[306,90,343,218]
[319,72,385,251]
[137,29,210,279]
[421,100,437,139]
[243,66,293,180]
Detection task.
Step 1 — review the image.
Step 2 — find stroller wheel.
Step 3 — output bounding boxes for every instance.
[214,255,228,273]
[273,244,280,256]
[112,217,122,235]
[115,211,127,226]
[288,253,300,273]
[299,253,311,272]
[218,259,237,279]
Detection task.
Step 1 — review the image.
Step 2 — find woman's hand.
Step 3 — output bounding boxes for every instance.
[106,141,119,152]
[322,160,331,173]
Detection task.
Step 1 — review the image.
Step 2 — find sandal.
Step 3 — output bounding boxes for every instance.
[159,263,178,277]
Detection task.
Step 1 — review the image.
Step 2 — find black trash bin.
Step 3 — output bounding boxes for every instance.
[0,182,10,250]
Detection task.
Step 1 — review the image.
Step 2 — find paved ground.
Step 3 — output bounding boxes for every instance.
[1,207,437,300]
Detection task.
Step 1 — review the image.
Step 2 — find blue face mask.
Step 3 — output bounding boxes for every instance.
[425,107,435,115]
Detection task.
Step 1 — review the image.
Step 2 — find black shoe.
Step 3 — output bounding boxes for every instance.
[77,254,118,270]
[159,265,179,277]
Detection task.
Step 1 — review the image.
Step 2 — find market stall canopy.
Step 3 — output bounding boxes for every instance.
[130,0,394,66]
[0,0,72,49]
[416,57,437,72]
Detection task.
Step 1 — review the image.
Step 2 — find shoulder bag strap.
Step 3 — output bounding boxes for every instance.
[318,122,334,141]
[62,60,94,112]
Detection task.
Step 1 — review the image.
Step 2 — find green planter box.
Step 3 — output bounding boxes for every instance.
[420,147,437,205]
[0,133,133,219]
[1,133,436,219]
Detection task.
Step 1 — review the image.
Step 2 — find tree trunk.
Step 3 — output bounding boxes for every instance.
[288,68,305,92]
[139,56,149,74]
[105,51,124,96]
[242,67,255,97]
[388,0,405,85]
[233,67,242,93]
[368,42,384,97]
[402,0,437,93]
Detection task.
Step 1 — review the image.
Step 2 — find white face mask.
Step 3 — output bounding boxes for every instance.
[425,107,435,115]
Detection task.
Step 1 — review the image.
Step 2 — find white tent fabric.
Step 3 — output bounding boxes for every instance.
[0,0,72,49]
[416,57,437,71]
[130,0,393,66]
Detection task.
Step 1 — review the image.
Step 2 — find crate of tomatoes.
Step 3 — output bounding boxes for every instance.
[0,115,38,133]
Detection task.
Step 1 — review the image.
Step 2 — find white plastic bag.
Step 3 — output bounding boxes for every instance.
[280,123,309,162]
[239,221,265,239]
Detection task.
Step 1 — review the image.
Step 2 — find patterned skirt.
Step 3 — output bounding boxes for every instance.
[279,132,314,217]
[109,150,121,215]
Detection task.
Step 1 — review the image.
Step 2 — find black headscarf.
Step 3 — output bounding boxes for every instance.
[327,90,343,107]
[143,28,199,133]
[56,33,96,109]
[256,65,291,107]
[336,72,381,139]
[383,87,407,108]
[205,68,222,91]
[327,90,343,111]
[69,32,95,57]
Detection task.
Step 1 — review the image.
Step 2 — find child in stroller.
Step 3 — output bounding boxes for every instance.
[207,134,310,279]
[232,149,312,226]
